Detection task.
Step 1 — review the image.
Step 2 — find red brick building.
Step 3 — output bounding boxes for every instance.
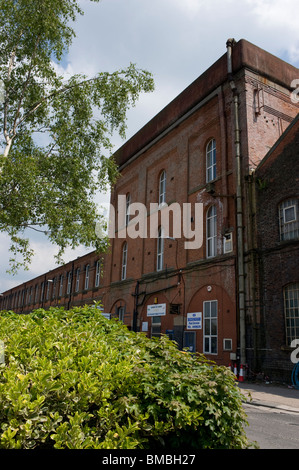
[248,114,299,381]
[1,39,299,378]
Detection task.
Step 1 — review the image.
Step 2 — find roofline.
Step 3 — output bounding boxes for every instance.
[114,38,299,168]
[255,112,299,171]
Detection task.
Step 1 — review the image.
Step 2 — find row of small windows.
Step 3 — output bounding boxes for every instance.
[5,260,102,309]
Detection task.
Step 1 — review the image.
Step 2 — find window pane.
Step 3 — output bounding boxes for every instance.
[204,318,210,335]
[211,301,217,317]
[211,337,217,354]
[211,319,217,335]
[284,206,296,223]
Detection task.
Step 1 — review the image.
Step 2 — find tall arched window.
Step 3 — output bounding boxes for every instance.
[206,139,216,182]
[75,268,80,292]
[284,283,299,346]
[95,260,101,287]
[125,193,131,226]
[121,242,128,280]
[157,226,164,271]
[207,205,217,258]
[159,170,166,206]
[85,265,90,290]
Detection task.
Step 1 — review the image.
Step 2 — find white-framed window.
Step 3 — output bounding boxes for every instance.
[157,226,164,271]
[125,193,131,226]
[159,170,166,206]
[207,205,217,258]
[85,265,90,290]
[67,271,72,295]
[29,286,32,304]
[75,268,80,292]
[284,283,299,346]
[279,199,299,241]
[118,306,125,322]
[35,284,39,303]
[40,282,44,302]
[121,242,127,280]
[52,277,56,299]
[95,261,101,287]
[223,232,233,254]
[203,300,218,354]
[46,281,51,300]
[206,139,216,182]
[59,275,64,297]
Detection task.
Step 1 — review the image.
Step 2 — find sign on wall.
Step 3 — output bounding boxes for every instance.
[147,303,166,317]
[187,312,202,329]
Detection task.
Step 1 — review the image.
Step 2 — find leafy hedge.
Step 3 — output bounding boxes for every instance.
[0,306,249,449]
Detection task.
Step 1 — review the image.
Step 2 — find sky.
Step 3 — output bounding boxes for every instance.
[1,0,299,293]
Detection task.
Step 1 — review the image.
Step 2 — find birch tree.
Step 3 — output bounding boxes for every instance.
[0,0,154,273]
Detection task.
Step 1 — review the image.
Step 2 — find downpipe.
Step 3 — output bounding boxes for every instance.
[226,39,246,366]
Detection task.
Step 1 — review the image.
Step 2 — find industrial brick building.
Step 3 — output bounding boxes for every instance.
[1,38,299,381]
[248,114,299,381]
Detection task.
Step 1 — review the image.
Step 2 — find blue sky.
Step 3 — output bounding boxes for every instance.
[1,0,299,292]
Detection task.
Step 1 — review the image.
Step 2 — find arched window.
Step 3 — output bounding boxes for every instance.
[157,226,164,271]
[125,193,131,226]
[75,268,80,292]
[279,198,299,241]
[59,275,64,297]
[67,271,72,294]
[85,264,90,290]
[206,139,216,182]
[52,277,57,299]
[207,205,217,258]
[284,283,299,346]
[121,242,128,280]
[159,170,166,206]
[95,260,101,287]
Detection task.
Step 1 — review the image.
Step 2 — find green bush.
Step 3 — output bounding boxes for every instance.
[0,306,249,449]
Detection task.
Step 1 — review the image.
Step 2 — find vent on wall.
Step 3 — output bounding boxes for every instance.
[223,338,233,351]
[169,303,181,315]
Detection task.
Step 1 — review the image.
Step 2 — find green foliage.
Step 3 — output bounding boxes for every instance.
[0,0,154,273]
[0,306,249,449]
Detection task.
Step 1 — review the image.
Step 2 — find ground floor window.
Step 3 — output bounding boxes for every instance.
[203,300,218,354]
[151,316,161,338]
[117,306,125,323]
[284,283,299,346]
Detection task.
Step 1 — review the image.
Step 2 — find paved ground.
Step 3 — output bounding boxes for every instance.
[238,381,299,449]
[238,381,299,413]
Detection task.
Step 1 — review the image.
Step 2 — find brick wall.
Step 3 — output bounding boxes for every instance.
[254,116,299,381]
